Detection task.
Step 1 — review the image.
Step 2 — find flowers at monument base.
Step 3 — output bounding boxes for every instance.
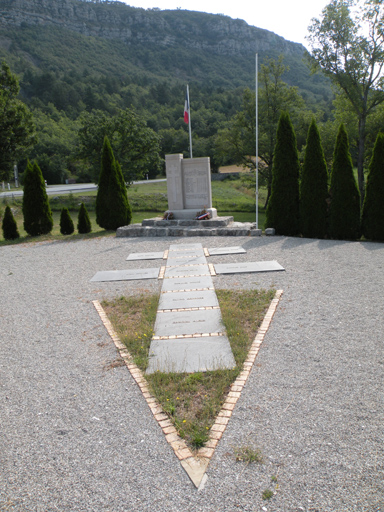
[196,209,210,220]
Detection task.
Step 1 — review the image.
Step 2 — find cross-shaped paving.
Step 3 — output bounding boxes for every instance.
[91,243,284,373]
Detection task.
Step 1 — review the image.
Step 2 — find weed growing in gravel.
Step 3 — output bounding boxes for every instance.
[234,445,263,464]
[262,489,274,500]
[102,288,274,451]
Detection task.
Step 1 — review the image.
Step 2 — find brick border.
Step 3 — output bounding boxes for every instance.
[92,288,283,488]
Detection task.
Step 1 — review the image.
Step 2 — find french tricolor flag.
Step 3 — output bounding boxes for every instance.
[184,89,189,124]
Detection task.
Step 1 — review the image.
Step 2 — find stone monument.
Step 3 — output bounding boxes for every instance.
[165,154,217,219]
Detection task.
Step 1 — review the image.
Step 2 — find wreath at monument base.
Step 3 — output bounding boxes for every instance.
[196,209,210,220]
[163,211,174,220]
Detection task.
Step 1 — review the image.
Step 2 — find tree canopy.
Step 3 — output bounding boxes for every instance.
[215,56,310,206]
[77,108,162,183]
[0,62,36,181]
[307,0,384,202]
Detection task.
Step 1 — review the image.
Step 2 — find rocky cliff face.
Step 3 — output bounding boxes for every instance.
[0,0,305,57]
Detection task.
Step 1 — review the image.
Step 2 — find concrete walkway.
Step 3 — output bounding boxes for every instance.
[147,242,236,374]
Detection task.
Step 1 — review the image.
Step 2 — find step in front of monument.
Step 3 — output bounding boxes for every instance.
[141,216,234,227]
[116,221,263,237]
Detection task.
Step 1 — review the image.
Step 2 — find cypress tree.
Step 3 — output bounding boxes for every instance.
[95,136,113,229]
[109,160,132,228]
[22,160,53,236]
[361,132,384,241]
[96,136,131,230]
[77,202,92,234]
[300,118,329,239]
[329,124,361,240]
[2,205,20,240]
[265,111,300,236]
[60,207,74,235]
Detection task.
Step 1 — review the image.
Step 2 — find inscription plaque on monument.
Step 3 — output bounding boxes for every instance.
[165,154,184,210]
[165,154,216,219]
[183,158,212,209]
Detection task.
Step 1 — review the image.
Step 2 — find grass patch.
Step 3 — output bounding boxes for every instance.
[0,196,163,245]
[0,204,114,245]
[101,294,159,370]
[102,288,275,451]
[146,368,238,449]
[216,289,274,364]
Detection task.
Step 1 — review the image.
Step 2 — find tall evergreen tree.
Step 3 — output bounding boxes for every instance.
[77,202,92,234]
[95,136,131,230]
[265,111,300,236]
[114,161,132,225]
[300,118,329,239]
[329,124,360,240]
[2,205,20,240]
[22,160,53,236]
[361,132,384,241]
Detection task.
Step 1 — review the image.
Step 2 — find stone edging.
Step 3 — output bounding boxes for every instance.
[92,288,283,489]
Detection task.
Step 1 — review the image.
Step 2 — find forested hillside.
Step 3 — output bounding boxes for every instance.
[0,0,333,183]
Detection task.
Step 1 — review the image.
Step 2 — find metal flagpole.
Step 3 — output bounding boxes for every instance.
[255,53,259,229]
[187,84,193,158]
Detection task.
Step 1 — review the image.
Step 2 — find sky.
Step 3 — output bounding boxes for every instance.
[120,0,330,47]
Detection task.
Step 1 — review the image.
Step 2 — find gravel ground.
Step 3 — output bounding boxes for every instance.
[0,235,383,512]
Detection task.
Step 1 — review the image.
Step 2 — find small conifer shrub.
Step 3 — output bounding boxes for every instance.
[2,206,20,240]
[60,207,74,235]
[361,132,384,241]
[77,202,92,234]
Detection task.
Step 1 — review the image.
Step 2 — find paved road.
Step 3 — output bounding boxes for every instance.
[0,179,166,198]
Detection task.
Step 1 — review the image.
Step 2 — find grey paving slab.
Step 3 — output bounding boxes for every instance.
[166,255,207,266]
[126,251,164,261]
[160,275,214,292]
[169,243,203,251]
[154,308,224,337]
[158,289,219,310]
[146,336,236,374]
[164,264,210,278]
[167,249,205,259]
[213,260,285,275]
[207,246,246,256]
[90,268,160,282]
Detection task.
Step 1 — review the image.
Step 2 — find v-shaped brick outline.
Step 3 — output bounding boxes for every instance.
[93,289,283,489]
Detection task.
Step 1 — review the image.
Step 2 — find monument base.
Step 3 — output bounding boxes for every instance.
[164,208,217,220]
